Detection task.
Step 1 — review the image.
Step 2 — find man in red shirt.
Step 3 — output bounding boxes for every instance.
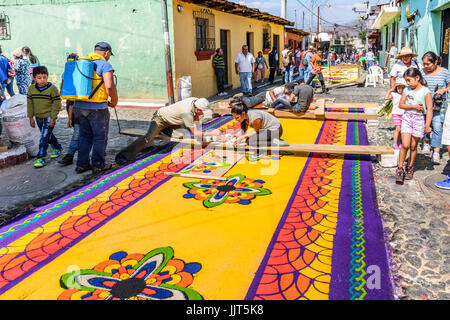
[305,49,329,94]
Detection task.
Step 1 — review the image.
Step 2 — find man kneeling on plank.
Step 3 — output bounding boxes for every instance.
[115,98,216,164]
[229,103,288,147]
[269,81,314,113]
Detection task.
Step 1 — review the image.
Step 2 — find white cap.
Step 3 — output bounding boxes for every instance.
[394,78,407,89]
[193,98,210,111]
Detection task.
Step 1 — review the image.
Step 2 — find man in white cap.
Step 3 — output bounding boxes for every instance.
[115,97,214,164]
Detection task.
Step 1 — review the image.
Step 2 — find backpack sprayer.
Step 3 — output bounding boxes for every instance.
[61,53,121,132]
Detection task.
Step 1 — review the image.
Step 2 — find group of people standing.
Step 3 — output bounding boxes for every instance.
[383,46,450,189]
[212,44,330,98]
[0,46,40,105]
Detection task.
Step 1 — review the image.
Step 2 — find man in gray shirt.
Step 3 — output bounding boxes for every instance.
[269,82,314,113]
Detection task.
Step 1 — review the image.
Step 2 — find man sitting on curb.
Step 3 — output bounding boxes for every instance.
[115,98,215,164]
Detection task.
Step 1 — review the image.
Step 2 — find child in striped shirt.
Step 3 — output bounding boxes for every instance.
[27,66,63,168]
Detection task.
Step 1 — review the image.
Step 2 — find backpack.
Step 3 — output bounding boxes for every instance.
[301,52,309,68]
[61,53,107,103]
[282,52,291,67]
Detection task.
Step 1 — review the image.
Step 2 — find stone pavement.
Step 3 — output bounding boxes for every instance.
[0,78,448,300]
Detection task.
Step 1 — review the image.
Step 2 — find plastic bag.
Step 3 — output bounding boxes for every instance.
[1,95,40,157]
[177,76,192,101]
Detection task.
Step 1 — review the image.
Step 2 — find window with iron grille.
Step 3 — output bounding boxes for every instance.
[263,25,271,50]
[0,13,11,40]
[193,9,215,51]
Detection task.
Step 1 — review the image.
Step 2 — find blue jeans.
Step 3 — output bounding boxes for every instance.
[35,117,62,159]
[367,60,374,69]
[0,86,5,108]
[76,108,110,169]
[68,123,80,155]
[271,98,299,112]
[239,72,252,94]
[6,77,15,97]
[284,65,294,84]
[430,111,445,149]
[304,67,312,86]
[296,67,305,83]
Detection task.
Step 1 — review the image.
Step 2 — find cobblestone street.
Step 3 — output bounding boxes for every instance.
[0,82,448,300]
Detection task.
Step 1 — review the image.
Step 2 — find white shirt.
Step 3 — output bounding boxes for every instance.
[318,32,330,42]
[295,48,301,58]
[391,92,404,115]
[265,86,290,104]
[366,51,374,61]
[234,52,255,73]
[390,60,423,82]
[389,46,398,58]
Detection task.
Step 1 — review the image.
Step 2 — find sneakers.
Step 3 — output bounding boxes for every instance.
[272,138,290,147]
[432,152,440,165]
[422,143,431,155]
[58,154,74,166]
[218,92,228,96]
[435,174,450,190]
[34,158,46,168]
[395,167,405,185]
[405,165,414,180]
[92,163,113,175]
[50,148,63,159]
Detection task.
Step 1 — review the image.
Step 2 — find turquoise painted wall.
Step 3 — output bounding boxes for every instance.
[0,0,173,99]
[399,0,446,59]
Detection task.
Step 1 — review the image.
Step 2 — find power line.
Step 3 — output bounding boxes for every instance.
[294,0,364,31]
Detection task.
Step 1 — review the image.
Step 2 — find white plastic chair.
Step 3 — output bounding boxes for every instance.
[365,72,377,88]
[369,66,384,84]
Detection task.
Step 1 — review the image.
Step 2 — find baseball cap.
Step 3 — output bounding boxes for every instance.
[95,42,114,55]
[193,98,210,111]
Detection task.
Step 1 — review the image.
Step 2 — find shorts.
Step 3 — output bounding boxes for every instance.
[392,114,403,126]
[442,106,450,146]
[401,112,425,138]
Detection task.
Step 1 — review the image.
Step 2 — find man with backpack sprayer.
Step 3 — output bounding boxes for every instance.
[61,42,118,174]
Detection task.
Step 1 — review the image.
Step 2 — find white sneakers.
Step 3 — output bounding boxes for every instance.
[218,92,228,96]
[422,143,431,155]
[432,152,440,165]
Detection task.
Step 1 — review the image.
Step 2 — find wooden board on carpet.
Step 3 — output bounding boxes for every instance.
[177,148,245,177]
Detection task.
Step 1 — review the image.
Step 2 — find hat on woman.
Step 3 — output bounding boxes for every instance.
[396,46,418,59]
[12,48,22,58]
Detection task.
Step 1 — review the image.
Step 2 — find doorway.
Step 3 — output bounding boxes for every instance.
[220,29,230,85]
[246,32,254,54]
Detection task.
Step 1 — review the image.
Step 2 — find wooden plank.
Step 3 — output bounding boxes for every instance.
[314,100,325,116]
[159,137,394,155]
[177,149,245,177]
[213,107,377,120]
[309,102,379,109]
[0,146,8,153]
[119,128,147,137]
[164,172,227,181]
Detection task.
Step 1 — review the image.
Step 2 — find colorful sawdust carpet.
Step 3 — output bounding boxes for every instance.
[0,115,392,300]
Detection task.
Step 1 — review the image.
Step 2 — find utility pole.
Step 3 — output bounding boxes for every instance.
[302,11,305,29]
[317,6,320,34]
[161,0,174,104]
[295,9,297,28]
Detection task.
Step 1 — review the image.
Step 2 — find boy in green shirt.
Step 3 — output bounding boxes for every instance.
[27,66,63,168]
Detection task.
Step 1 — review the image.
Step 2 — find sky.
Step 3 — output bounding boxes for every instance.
[237,0,382,32]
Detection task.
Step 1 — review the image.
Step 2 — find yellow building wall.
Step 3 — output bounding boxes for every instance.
[172,1,285,99]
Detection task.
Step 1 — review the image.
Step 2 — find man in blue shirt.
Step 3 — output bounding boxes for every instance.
[74,42,118,174]
[0,48,13,107]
